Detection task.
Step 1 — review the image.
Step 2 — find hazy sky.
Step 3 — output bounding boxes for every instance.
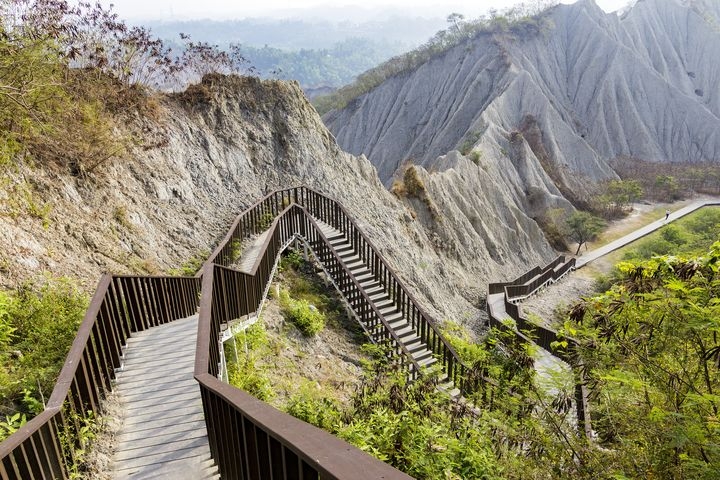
[97,0,633,21]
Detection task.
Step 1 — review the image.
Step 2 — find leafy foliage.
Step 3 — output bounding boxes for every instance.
[623,207,720,262]
[565,211,605,254]
[0,277,88,419]
[0,412,26,442]
[594,179,643,218]
[279,290,325,337]
[284,322,611,479]
[561,244,720,478]
[226,323,275,401]
[0,0,258,178]
[238,37,405,88]
[168,248,209,276]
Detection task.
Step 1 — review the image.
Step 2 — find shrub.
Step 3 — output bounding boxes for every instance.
[279,290,325,336]
[168,249,209,276]
[227,323,274,401]
[0,277,88,417]
[280,249,304,271]
[285,382,342,431]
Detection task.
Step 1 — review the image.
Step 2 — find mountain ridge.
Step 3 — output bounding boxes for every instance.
[323,0,720,198]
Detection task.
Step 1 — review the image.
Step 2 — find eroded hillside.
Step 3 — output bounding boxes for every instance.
[2,75,558,330]
[323,0,720,256]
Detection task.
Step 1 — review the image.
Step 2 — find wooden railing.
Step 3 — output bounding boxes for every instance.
[486,256,593,438]
[301,189,471,391]
[195,201,413,479]
[0,275,199,479]
[194,187,482,479]
[202,186,471,391]
[0,186,480,479]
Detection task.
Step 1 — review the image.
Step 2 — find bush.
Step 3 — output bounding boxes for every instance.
[0,277,88,417]
[168,249,209,276]
[279,290,325,336]
[280,249,304,271]
[285,382,342,431]
[226,323,275,401]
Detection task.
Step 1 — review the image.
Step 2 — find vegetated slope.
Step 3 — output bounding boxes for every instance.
[323,0,720,222]
[1,74,555,329]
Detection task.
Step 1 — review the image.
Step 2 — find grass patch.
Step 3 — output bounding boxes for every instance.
[580,206,720,288]
[168,249,209,276]
[585,201,694,249]
[226,249,368,409]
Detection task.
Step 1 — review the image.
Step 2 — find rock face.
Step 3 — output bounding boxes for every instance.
[2,75,559,331]
[323,0,720,231]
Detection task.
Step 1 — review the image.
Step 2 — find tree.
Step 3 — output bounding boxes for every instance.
[562,246,720,477]
[595,179,643,218]
[654,175,680,201]
[446,12,465,37]
[565,211,605,254]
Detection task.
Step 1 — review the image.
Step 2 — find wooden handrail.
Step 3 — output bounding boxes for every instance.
[0,274,200,479]
[302,189,472,391]
[194,205,414,478]
[486,255,591,436]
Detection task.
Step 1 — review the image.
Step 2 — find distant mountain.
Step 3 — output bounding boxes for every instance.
[143,16,446,51]
[323,0,720,200]
[138,16,452,89]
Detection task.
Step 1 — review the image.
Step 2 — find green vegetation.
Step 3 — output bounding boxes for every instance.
[535,207,570,251]
[612,156,720,198]
[229,238,243,264]
[226,323,275,401]
[391,165,441,221]
[257,212,275,231]
[58,408,100,480]
[168,249,209,276]
[313,3,558,115]
[565,211,606,254]
[0,3,130,177]
[286,324,611,479]
[279,291,325,336]
[227,251,720,477]
[0,0,258,183]
[560,244,720,478]
[459,130,482,156]
[239,38,407,88]
[0,277,88,438]
[226,249,359,405]
[594,179,643,218]
[620,207,720,262]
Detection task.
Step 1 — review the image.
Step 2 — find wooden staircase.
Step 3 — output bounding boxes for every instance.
[316,219,459,394]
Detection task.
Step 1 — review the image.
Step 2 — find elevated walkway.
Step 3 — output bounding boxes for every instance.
[112,315,218,479]
[576,200,720,268]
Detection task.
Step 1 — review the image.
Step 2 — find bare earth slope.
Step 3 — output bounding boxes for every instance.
[323,0,720,244]
[2,75,556,330]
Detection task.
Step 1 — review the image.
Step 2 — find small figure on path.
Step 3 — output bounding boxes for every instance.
[665,209,670,221]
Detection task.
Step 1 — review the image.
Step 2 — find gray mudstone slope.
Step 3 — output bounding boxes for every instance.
[323,0,720,249]
[2,76,558,332]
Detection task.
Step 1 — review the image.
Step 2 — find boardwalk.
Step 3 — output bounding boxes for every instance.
[111,315,218,479]
[576,200,720,268]
[236,229,271,272]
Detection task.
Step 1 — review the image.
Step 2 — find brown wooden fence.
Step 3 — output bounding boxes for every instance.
[195,199,414,479]
[0,275,199,479]
[0,185,498,479]
[486,256,593,437]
